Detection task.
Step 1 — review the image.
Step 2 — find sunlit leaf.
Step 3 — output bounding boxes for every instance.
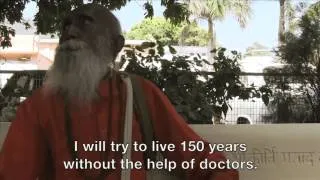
[168,45,177,54]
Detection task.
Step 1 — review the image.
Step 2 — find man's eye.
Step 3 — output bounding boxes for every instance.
[83,19,91,25]
[80,15,94,25]
[63,24,70,30]
[62,20,71,31]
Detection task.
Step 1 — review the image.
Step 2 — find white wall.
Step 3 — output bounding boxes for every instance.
[0,61,38,88]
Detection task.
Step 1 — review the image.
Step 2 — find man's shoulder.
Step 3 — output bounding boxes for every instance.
[19,87,52,107]
[129,74,161,94]
[127,74,172,109]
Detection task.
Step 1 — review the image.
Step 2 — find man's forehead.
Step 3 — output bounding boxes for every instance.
[62,4,121,36]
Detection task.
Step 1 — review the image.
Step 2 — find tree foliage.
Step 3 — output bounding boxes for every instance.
[125,17,209,46]
[285,1,307,34]
[278,0,308,44]
[187,0,252,27]
[125,17,182,45]
[121,41,271,124]
[278,0,286,45]
[179,21,210,46]
[278,1,319,71]
[274,1,320,123]
[0,70,47,121]
[186,0,252,51]
[0,0,190,48]
[0,0,30,48]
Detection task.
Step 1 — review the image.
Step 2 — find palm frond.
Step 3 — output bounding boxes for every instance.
[186,0,252,27]
[230,0,253,28]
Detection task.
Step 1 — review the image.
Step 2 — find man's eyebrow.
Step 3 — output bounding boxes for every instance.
[62,17,71,26]
[78,13,94,21]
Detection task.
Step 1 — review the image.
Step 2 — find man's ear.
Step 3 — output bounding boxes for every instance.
[114,35,125,54]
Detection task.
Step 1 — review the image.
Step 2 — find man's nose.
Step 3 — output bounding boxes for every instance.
[61,24,80,42]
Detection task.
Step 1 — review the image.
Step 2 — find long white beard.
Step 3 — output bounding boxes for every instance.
[44,39,113,105]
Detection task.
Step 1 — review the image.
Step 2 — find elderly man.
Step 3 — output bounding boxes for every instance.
[0,4,238,180]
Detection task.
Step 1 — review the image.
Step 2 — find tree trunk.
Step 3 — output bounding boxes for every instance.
[278,0,286,46]
[207,17,216,64]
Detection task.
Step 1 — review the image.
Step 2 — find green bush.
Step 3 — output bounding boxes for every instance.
[121,41,271,124]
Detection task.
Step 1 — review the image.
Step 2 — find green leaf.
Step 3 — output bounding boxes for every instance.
[177,74,190,85]
[141,41,156,48]
[157,45,165,57]
[125,50,135,58]
[135,46,144,52]
[231,50,238,55]
[168,45,177,54]
[148,49,156,56]
[222,102,228,117]
[262,94,270,106]
[143,2,154,18]
[203,60,211,65]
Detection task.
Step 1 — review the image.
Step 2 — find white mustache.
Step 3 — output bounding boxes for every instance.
[57,39,88,51]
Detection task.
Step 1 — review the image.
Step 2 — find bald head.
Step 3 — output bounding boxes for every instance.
[60,3,124,60]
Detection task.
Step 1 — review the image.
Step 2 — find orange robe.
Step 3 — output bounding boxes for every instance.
[0,75,238,180]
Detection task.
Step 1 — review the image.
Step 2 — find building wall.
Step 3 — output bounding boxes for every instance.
[0,35,56,70]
